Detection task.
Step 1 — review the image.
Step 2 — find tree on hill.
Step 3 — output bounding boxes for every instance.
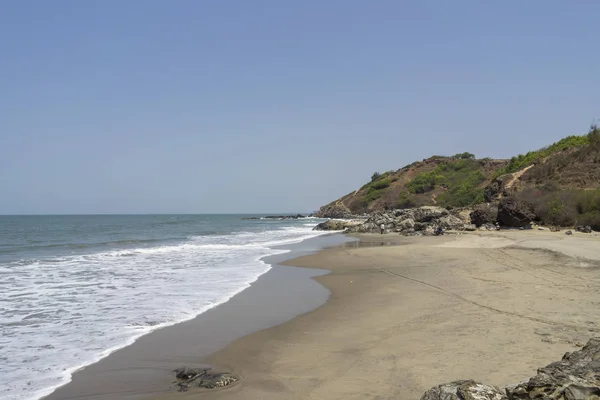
[453,152,475,160]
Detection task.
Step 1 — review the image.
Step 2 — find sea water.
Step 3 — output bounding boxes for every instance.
[0,214,328,400]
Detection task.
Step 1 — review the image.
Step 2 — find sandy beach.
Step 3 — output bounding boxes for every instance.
[153,230,600,400]
[45,230,600,400]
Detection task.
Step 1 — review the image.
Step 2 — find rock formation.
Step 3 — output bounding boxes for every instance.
[497,197,536,228]
[345,206,474,235]
[470,205,498,227]
[421,337,600,400]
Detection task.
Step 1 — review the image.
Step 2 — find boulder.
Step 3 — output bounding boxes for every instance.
[412,206,449,223]
[575,225,593,234]
[565,230,573,235]
[174,367,238,391]
[421,380,507,400]
[313,220,356,231]
[470,205,498,227]
[497,198,535,228]
[397,218,416,231]
[438,215,466,230]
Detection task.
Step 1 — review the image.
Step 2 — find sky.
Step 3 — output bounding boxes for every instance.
[1,1,599,214]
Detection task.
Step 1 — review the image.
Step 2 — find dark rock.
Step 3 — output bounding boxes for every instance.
[565,230,573,235]
[576,225,593,234]
[497,197,535,228]
[174,367,238,391]
[420,380,507,400]
[506,338,600,399]
[484,176,506,203]
[470,205,498,227]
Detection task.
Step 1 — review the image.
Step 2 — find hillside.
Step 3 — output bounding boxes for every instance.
[315,125,600,228]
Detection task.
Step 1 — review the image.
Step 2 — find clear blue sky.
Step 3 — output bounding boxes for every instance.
[1,1,598,214]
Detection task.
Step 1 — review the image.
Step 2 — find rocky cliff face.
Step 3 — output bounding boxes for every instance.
[421,337,600,400]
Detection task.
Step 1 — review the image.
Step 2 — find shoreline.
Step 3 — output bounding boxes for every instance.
[43,230,600,400]
[42,232,354,400]
[154,230,600,400]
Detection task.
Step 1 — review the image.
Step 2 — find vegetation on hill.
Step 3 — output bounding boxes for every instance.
[494,133,591,178]
[315,122,600,226]
[406,159,486,207]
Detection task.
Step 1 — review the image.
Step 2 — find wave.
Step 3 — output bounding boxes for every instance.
[0,221,330,400]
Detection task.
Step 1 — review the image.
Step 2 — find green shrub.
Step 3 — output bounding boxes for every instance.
[517,188,600,228]
[495,134,589,177]
[396,192,416,209]
[436,171,486,207]
[370,178,392,191]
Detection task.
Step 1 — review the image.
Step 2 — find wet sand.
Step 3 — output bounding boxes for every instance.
[43,234,353,400]
[46,231,600,400]
[154,231,600,400]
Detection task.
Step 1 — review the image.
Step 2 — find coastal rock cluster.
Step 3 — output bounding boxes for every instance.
[242,214,306,220]
[342,206,476,235]
[421,337,600,400]
[174,367,239,391]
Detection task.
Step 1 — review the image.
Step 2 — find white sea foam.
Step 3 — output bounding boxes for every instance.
[0,222,328,400]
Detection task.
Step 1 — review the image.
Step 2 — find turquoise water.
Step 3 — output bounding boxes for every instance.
[0,214,327,400]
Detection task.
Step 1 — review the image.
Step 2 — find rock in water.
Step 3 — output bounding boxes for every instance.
[506,338,600,399]
[420,380,507,400]
[174,367,238,391]
[497,197,535,228]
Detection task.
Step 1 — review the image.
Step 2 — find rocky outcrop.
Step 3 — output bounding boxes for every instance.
[421,337,600,400]
[174,367,238,391]
[470,205,498,227]
[313,203,354,219]
[497,197,536,228]
[346,206,470,235]
[242,214,305,220]
[312,220,361,231]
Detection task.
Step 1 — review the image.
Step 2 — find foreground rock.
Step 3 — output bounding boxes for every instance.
[497,197,536,228]
[421,337,600,400]
[174,367,238,391]
[346,206,471,235]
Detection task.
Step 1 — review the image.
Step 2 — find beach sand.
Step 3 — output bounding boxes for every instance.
[153,231,600,400]
[46,231,600,400]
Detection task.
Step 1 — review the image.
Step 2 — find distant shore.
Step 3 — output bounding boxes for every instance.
[46,230,600,400]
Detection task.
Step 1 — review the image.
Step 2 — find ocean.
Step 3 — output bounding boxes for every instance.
[0,214,329,400]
